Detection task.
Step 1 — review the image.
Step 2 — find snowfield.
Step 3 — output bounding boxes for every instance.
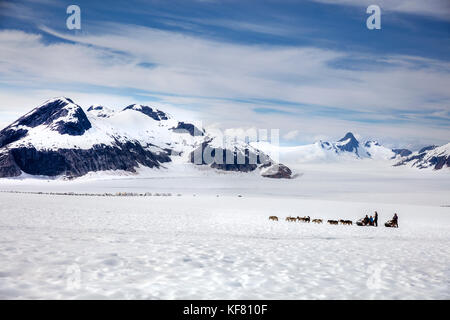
[0,164,449,300]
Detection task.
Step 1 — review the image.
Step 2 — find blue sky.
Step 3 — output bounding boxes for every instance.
[0,0,449,148]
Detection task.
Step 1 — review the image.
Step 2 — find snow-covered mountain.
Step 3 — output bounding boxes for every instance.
[253,132,399,164]
[322,132,401,160]
[253,132,449,171]
[334,132,361,154]
[394,144,450,170]
[0,97,291,179]
[0,98,447,178]
[86,105,115,118]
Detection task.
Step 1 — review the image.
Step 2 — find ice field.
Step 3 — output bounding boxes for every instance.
[0,164,449,299]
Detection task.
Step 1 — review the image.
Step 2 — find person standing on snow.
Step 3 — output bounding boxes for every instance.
[369,216,374,226]
[374,211,378,227]
[392,213,398,228]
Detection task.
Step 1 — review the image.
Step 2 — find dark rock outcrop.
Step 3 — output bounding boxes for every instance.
[0,128,28,148]
[364,141,380,147]
[430,155,450,170]
[0,151,22,177]
[320,141,332,149]
[189,141,272,173]
[13,98,91,136]
[392,148,412,157]
[1,141,171,178]
[87,105,103,112]
[261,163,292,179]
[171,122,204,136]
[419,145,437,154]
[336,132,359,154]
[123,105,169,121]
[0,98,92,148]
[394,144,449,170]
[87,105,112,118]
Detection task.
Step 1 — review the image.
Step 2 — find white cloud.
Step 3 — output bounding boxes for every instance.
[7,25,449,114]
[311,0,450,21]
[0,25,449,147]
[283,130,299,140]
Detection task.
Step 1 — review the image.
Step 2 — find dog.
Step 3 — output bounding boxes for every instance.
[269,216,279,221]
[328,220,339,225]
[344,220,353,225]
[312,219,323,224]
[286,217,297,222]
[297,216,310,223]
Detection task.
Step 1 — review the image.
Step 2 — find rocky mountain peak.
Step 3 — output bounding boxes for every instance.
[336,132,359,153]
[2,97,92,141]
[122,104,170,121]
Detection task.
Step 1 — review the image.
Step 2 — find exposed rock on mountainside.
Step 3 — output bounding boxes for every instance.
[189,139,280,175]
[172,121,204,136]
[392,149,412,158]
[123,104,169,121]
[0,97,291,179]
[394,143,450,170]
[252,132,448,171]
[336,132,360,154]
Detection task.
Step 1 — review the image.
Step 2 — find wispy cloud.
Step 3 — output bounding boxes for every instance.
[310,0,450,21]
[33,24,450,112]
[283,130,300,140]
[0,21,449,147]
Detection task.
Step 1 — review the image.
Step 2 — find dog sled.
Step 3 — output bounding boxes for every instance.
[384,220,398,228]
[356,218,371,226]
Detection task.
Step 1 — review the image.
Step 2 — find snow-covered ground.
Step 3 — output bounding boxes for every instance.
[0,163,449,299]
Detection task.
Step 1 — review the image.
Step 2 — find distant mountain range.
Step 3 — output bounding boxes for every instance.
[0,97,448,179]
[394,144,450,170]
[320,132,449,170]
[0,97,290,179]
[253,132,449,170]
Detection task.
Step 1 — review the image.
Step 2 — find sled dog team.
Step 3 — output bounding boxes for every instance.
[269,212,399,228]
